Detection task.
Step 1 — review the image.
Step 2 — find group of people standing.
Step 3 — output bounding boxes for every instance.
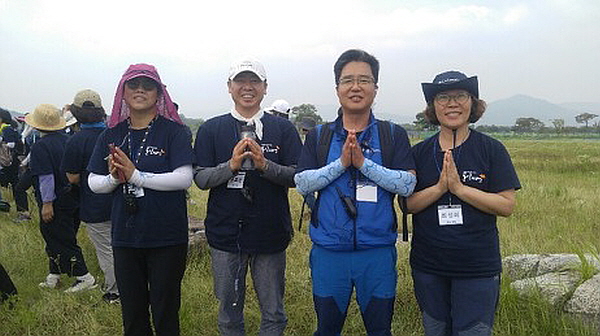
[0,48,520,336]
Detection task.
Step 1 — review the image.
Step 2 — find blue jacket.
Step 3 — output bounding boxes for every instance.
[296,115,415,251]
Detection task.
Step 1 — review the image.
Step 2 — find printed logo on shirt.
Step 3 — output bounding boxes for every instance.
[261,143,279,153]
[145,146,166,156]
[462,170,486,184]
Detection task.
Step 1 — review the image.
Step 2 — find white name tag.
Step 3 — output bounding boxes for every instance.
[126,183,145,198]
[437,204,463,226]
[356,181,377,202]
[227,172,246,189]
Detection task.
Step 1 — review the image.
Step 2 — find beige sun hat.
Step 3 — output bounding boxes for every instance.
[25,104,66,131]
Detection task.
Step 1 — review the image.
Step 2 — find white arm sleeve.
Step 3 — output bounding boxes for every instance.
[128,165,193,191]
[88,172,120,194]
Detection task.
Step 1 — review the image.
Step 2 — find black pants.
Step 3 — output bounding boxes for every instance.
[114,244,187,336]
[14,167,32,212]
[0,263,17,303]
[39,196,88,277]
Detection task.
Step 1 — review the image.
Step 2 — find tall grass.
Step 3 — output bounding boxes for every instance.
[0,139,598,335]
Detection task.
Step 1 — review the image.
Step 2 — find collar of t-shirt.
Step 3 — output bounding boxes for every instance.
[230,109,264,140]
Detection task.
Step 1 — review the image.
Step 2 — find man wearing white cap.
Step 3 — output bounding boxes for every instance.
[193,58,302,336]
[268,99,291,119]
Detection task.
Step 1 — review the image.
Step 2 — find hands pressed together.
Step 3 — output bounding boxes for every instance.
[341,130,365,169]
[436,150,464,195]
[109,146,136,183]
[229,138,267,172]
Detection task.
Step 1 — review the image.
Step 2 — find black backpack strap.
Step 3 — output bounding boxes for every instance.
[376,120,393,167]
[298,197,306,232]
[298,123,333,232]
[378,120,410,241]
[398,196,409,241]
[316,123,334,167]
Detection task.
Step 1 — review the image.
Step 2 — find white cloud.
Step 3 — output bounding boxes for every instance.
[503,5,528,25]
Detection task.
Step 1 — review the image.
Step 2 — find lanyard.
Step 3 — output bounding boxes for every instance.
[127,117,156,166]
[432,129,469,205]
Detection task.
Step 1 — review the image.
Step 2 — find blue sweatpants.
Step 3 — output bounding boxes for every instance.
[412,269,500,336]
[310,245,397,336]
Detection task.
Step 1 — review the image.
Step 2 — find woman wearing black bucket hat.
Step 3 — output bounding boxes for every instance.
[407,71,521,336]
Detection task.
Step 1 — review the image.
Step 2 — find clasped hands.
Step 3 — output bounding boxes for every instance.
[229,138,267,172]
[341,130,365,169]
[109,146,136,183]
[436,150,465,195]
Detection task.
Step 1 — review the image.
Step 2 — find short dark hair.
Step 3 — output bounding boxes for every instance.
[0,108,12,124]
[333,49,379,85]
[70,105,106,123]
[423,97,487,125]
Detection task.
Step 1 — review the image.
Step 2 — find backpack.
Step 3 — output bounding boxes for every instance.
[300,120,411,241]
[0,143,13,167]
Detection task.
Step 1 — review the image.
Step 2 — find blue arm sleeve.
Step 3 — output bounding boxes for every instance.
[359,158,416,196]
[294,158,345,196]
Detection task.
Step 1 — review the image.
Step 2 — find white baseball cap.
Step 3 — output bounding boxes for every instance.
[270,99,290,114]
[228,58,267,82]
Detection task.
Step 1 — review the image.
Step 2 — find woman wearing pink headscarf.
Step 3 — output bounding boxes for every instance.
[87,64,193,336]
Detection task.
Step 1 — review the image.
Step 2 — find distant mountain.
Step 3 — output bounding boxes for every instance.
[558,102,600,115]
[481,94,585,126]
[310,95,600,127]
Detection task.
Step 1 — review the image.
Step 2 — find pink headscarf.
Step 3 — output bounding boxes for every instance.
[108,63,182,128]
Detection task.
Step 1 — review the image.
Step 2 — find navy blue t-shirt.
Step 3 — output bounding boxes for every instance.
[194,113,302,254]
[87,117,193,248]
[61,127,112,223]
[30,132,75,207]
[410,129,521,277]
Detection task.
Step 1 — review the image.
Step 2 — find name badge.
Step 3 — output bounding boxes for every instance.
[126,183,145,198]
[356,181,377,202]
[437,204,463,226]
[227,172,246,189]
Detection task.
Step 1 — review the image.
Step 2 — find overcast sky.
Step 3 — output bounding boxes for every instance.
[1,0,599,123]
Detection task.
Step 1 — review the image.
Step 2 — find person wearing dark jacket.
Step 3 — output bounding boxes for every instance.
[194,58,302,336]
[61,89,118,303]
[0,108,23,213]
[27,104,96,293]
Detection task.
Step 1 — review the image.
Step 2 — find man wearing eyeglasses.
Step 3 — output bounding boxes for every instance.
[193,58,302,336]
[295,49,417,335]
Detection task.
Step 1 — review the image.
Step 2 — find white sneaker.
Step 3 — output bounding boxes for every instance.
[64,274,97,293]
[39,274,61,289]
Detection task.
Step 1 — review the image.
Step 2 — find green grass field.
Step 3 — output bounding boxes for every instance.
[1,139,599,335]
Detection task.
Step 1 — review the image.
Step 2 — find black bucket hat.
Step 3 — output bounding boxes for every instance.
[421,71,478,104]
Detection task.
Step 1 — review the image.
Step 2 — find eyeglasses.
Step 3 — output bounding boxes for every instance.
[126,77,158,91]
[434,92,471,105]
[338,76,375,88]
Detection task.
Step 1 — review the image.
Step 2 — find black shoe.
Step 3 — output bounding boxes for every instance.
[102,292,120,304]
[0,201,10,212]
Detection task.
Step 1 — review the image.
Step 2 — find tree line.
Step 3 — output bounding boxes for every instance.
[179,105,600,135]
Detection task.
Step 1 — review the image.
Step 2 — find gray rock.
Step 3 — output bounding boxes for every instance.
[537,254,583,275]
[565,273,600,316]
[503,253,600,281]
[510,270,582,307]
[503,254,543,280]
